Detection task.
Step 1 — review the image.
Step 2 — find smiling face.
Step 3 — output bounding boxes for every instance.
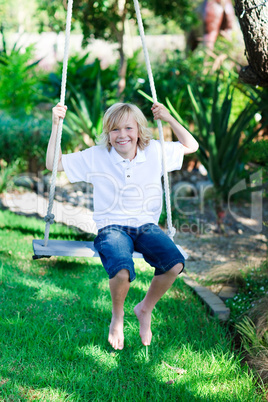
[108,113,139,161]
[100,103,152,156]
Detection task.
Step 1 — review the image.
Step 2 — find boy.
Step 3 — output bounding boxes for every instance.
[46,101,199,350]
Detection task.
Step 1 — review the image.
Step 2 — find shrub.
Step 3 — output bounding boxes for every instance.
[42,55,118,110]
[0,160,20,194]
[64,77,103,147]
[0,112,57,173]
[164,72,265,230]
[236,297,268,385]
[223,260,268,384]
[0,35,43,116]
[226,262,268,319]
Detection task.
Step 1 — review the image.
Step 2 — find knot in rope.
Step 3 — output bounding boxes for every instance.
[167,226,176,240]
[44,213,55,225]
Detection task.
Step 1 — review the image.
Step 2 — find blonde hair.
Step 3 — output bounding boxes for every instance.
[98,103,152,151]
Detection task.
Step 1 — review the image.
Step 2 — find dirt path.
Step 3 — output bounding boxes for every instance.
[177,231,267,281]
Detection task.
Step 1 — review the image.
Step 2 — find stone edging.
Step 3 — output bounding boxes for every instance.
[181,272,230,321]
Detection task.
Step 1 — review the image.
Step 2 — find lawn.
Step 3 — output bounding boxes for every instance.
[0,209,266,401]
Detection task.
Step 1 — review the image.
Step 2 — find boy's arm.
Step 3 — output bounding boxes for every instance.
[46,103,67,171]
[151,102,199,155]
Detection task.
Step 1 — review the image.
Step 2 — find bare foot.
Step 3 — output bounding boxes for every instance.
[108,314,124,350]
[134,302,152,346]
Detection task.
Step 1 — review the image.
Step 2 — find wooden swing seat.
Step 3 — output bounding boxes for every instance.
[32,239,143,259]
[32,239,188,260]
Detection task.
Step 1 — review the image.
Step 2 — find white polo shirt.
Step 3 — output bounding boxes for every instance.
[62,139,184,230]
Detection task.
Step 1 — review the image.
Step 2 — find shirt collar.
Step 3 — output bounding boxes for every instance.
[110,146,146,165]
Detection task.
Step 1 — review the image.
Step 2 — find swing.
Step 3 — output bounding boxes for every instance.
[32,0,188,260]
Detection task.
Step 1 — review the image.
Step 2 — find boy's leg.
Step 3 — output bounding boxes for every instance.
[109,269,130,350]
[134,262,183,345]
[94,226,136,350]
[134,224,185,346]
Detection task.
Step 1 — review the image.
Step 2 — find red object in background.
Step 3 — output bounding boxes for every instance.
[203,0,236,49]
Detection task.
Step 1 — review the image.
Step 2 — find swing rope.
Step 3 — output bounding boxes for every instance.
[43,0,175,246]
[133,0,176,240]
[44,0,74,247]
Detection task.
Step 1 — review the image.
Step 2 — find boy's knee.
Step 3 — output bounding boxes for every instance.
[114,268,130,282]
[170,263,184,276]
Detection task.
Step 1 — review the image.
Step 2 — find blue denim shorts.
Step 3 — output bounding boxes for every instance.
[94,223,185,282]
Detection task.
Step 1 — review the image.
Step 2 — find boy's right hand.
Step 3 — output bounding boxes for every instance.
[52,103,67,125]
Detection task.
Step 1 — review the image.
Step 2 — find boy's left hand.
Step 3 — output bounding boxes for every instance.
[151,102,171,122]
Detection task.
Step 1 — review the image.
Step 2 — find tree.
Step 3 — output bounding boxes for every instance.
[71,0,197,94]
[36,0,196,94]
[35,0,67,33]
[73,0,131,95]
[234,0,268,87]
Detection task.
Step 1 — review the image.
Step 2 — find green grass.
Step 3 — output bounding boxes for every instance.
[225,263,268,322]
[0,209,266,401]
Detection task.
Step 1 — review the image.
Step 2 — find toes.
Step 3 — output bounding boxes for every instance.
[108,333,124,350]
[141,331,152,346]
[118,341,124,350]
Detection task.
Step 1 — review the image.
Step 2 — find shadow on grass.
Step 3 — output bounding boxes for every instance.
[0,207,95,241]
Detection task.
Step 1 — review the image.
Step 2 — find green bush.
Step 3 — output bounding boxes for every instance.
[0,112,50,172]
[64,78,103,146]
[42,55,118,110]
[170,74,262,184]
[246,140,268,168]
[0,160,20,193]
[0,112,62,172]
[0,39,43,116]
[226,262,268,322]
[125,48,240,122]
[227,261,268,386]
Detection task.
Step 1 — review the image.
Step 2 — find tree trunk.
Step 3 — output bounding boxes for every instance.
[234,0,268,87]
[117,44,127,96]
[117,0,128,96]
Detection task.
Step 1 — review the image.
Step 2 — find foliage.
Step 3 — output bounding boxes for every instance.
[36,0,196,42]
[237,303,268,351]
[225,261,268,385]
[0,160,20,194]
[64,80,103,147]
[0,112,49,171]
[237,311,268,385]
[0,1,21,32]
[0,0,40,32]
[0,111,72,173]
[43,56,118,109]
[246,140,268,167]
[0,33,43,116]
[254,88,268,125]
[246,139,268,198]
[35,0,199,93]
[35,0,67,33]
[0,209,265,400]
[122,48,150,110]
[145,0,199,32]
[168,72,263,201]
[225,262,268,322]
[129,48,244,124]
